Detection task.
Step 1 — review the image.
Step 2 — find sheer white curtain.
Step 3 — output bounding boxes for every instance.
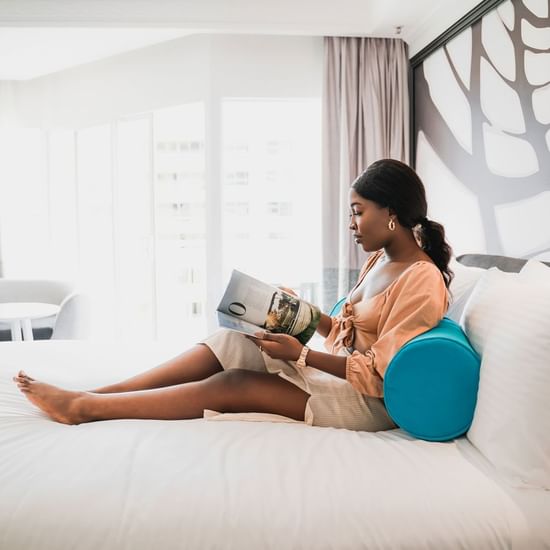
[322,37,409,310]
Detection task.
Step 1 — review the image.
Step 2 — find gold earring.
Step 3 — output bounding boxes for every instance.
[388,218,396,231]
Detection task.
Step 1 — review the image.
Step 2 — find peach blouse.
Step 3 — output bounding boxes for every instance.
[324,250,449,398]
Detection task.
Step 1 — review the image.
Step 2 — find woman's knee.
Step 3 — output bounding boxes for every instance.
[202,329,266,373]
[209,328,249,347]
[206,368,309,419]
[212,368,258,390]
[205,369,266,411]
[210,369,275,400]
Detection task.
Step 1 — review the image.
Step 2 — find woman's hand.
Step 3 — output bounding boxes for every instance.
[249,332,303,361]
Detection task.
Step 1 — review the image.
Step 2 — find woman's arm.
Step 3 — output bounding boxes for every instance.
[316,312,334,338]
[251,332,347,379]
[304,348,346,379]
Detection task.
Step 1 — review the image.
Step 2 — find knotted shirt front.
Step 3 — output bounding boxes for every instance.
[324,251,449,397]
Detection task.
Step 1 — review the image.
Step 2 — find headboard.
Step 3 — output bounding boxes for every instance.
[456,254,550,274]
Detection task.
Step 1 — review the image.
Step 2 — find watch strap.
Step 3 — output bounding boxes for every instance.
[296,345,310,368]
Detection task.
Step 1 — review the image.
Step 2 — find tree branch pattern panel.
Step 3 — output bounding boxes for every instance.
[414,0,550,260]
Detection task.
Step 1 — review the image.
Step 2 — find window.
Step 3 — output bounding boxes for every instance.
[221,99,322,301]
[267,202,292,216]
[114,116,155,341]
[153,103,207,343]
[0,99,321,346]
[77,124,116,339]
[0,129,50,278]
[225,202,250,216]
[226,171,249,186]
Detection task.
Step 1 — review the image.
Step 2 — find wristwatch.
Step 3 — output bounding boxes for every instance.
[296,345,310,368]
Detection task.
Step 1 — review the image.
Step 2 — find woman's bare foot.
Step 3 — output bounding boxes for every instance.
[13,370,89,425]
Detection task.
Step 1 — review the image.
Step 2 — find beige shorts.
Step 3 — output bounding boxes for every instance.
[201,329,396,432]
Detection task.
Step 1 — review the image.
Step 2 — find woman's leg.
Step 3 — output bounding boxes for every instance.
[14,369,310,425]
[90,344,223,393]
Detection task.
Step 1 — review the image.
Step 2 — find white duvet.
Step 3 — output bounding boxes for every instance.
[1,341,549,550]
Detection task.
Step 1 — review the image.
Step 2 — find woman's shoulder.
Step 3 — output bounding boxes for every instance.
[388,260,448,302]
[390,261,450,319]
[396,259,444,284]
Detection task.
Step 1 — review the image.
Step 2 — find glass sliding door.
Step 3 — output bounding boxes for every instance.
[0,99,321,347]
[153,103,207,345]
[76,124,116,339]
[115,115,156,341]
[0,129,49,277]
[221,98,322,301]
[48,129,79,281]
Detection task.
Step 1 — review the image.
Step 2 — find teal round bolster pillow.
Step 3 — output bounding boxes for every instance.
[383,317,481,442]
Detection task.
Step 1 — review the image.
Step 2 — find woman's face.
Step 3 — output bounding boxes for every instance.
[348,188,392,252]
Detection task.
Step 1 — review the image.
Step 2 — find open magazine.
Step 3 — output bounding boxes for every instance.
[217,270,321,345]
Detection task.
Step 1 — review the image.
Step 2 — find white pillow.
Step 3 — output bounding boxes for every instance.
[446,258,486,322]
[520,259,550,280]
[461,267,550,489]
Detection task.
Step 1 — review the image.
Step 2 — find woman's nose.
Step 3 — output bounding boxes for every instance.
[349,217,356,230]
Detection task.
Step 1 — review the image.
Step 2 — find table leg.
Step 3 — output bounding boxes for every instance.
[22,318,34,341]
[10,320,22,341]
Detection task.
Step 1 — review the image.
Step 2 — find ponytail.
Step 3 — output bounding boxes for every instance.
[417,218,453,289]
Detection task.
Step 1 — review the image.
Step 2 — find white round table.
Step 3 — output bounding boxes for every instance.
[0,302,60,341]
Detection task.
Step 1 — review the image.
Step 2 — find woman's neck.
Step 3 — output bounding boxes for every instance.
[383,229,426,263]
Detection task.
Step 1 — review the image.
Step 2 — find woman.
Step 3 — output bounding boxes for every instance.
[13,159,452,429]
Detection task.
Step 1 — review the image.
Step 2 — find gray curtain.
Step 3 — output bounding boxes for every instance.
[322,37,409,311]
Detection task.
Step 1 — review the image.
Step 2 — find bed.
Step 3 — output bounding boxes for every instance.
[0,340,548,550]
[1,254,550,549]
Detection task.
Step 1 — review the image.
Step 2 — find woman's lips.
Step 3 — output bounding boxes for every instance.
[353,234,362,243]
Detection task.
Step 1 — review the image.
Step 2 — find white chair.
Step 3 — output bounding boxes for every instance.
[51,292,91,340]
[0,279,90,341]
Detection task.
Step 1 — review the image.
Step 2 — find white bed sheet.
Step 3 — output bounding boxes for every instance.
[1,341,549,550]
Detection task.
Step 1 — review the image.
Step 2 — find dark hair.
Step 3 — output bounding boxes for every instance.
[352,159,454,288]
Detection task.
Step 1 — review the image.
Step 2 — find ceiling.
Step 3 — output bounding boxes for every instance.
[0,28,193,80]
[0,0,483,80]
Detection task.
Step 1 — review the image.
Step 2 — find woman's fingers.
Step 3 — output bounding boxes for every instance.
[260,332,286,342]
[278,286,298,297]
[248,332,285,357]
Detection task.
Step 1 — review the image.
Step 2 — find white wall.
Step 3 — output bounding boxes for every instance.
[0,82,19,127]
[12,34,322,129]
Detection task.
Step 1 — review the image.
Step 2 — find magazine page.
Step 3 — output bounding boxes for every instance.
[217,270,321,344]
[217,311,266,338]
